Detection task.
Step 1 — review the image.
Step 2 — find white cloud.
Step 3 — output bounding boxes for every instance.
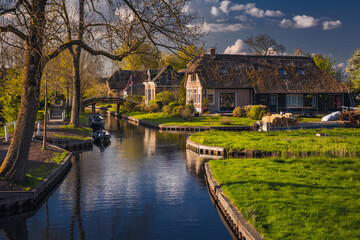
[264,10,284,17]
[279,15,318,29]
[205,0,218,2]
[235,15,249,22]
[211,6,221,16]
[203,22,250,32]
[322,20,342,30]
[246,7,265,18]
[219,0,231,14]
[293,15,318,28]
[230,3,255,11]
[335,62,345,69]
[224,39,246,54]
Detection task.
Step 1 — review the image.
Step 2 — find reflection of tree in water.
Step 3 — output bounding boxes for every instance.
[70,155,85,240]
[1,218,28,240]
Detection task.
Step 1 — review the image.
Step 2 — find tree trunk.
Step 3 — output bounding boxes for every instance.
[0,2,46,183]
[70,51,81,127]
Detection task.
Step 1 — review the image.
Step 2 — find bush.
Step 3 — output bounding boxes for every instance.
[233,106,244,118]
[140,104,149,113]
[242,105,253,117]
[249,105,270,120]
[173,105,184,117]
[149,104,160,113]
[123,101,134,112]
[180,108,192,120]
[220,116,232,125]
[194,111,199,117]
[168,101,180,113]
[186,104,195,113]
[155,91,175,105]
[133,104,142,112]
[149,99,163,109]
[162,105,170,114]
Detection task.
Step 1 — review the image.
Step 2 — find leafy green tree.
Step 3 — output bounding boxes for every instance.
[115,42,163,70]
[346,49,360,92]
[312,54,339,79]
[164,45,205,71]
[0,68,23,123]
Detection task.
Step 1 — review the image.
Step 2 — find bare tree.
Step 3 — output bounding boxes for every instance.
[244,34,285,55]
[0,0,205,182]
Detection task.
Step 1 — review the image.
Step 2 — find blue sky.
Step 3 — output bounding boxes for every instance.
[187,0,360,68]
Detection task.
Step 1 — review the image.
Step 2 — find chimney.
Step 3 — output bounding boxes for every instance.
[210,48,216,58]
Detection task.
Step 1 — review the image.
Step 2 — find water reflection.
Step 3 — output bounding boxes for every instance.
[0,117,232,240]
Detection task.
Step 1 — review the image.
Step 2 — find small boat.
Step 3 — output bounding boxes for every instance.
[92,129,111,142]
[88,113,105,130]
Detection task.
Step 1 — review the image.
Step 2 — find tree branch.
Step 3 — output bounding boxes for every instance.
[0,25,28,41]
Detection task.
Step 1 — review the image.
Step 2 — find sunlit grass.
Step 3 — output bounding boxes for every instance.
[190,128,360,157]
[125,112,256,126]
[209,157,360,240]
[21,151,68,191]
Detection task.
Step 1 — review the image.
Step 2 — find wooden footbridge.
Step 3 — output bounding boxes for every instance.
[82,97,138,113]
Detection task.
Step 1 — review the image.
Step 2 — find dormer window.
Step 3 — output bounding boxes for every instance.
[297,69,305,77]
[219,68,227,74]
[278,68,286,77]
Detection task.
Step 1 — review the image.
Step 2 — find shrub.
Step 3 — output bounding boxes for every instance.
[249,105,270,120]
[155,91,175,105]
[140,104,149,113]
[173,105,184,117]
[168,101,180,113]
[133,104,142,112]
[220,116,232,125]
[186,104,195,113]
[149,104,160,113]
[180,108,192,120]
[123,101,134,111]
[162,105,170,114]
[242,105,253,117]
[194,111,199,117]
[233,106,244,117]
[149,99,163,109]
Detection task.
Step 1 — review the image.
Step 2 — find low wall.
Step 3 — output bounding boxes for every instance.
[205,163,264,240]
[0,150,72,217]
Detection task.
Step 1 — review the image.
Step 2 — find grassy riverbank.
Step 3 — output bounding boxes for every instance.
[209,157,360,239]
[190,128,360,157]
[125,112,256,126]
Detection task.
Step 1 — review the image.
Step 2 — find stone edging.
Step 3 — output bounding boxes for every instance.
[0,147,73,217]
[205,163,264,240]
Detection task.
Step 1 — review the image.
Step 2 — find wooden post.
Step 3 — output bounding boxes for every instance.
[43,70,48,150]
[92,104,95,114]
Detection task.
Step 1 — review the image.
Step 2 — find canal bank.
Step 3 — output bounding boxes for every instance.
[0,116,234,240]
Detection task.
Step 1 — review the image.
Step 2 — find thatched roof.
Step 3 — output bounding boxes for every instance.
[148,65,184,86]
[186,54,349,94]
[106,69,148,95]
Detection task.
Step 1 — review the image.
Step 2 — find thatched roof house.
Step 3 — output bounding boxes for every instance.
[185,52,350,113]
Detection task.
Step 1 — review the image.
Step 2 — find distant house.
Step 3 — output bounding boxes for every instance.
[185,51,350,113]
[106,69,149,97]
[143,65,184,105]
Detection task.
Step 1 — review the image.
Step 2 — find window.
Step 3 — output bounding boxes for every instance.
[259,95,268,102]
[286,94,303,108]
[278,68,286,77]
[190,74,196,82]
[219,68,227,74]
[207,89,215,105]
[297,69,305,77]
[311,95,317,108]
[193,88,197,104]
[198,88,201,105]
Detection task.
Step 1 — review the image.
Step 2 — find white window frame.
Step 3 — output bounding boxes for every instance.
[207,89,215,105]
[286,94,303,108]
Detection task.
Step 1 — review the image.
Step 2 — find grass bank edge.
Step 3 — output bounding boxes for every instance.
[208,157,360,240]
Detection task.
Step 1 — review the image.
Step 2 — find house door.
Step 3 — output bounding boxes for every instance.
[270,95,278,112]
[220,93,235,111]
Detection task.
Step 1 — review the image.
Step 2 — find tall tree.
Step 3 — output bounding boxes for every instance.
[164,45,205,71]
[244,34,285,55]
[346,49,360,93]
[312,54,339,79]
[0,0,205,182]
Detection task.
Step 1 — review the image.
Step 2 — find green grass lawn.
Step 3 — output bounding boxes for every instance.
[297,116,323,122]
[209,157,360,240]
[190,128,360,157]
[125,111,256,126]
[21,151,68,190]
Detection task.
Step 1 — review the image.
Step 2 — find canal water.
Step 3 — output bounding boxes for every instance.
[0,116,232,239]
